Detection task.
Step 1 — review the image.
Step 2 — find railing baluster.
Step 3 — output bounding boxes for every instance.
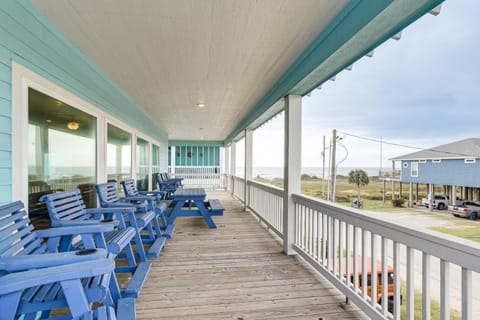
[462,267,472,320]
[381,236,388,316]
[345,223,351,287]
[327,216,333,271]
[371,233,377,308]
[422,253,431,320]
[362,229,368,299]
[393,241,400,320]
[332,218,337,275]
[338,220,344,281]
[322,214,327,265]
[308,209,314,256]
[407,246,414,320]
[353,226,359,295]
[440,259,450,320]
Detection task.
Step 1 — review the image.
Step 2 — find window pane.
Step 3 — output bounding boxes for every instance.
[152,144,160,190]
[137,138,149,191]
[28,88,97,223]
[107,123,132,190]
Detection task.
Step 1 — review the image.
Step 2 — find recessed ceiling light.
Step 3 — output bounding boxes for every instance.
[46,119,52,123]
[197,102,206,108]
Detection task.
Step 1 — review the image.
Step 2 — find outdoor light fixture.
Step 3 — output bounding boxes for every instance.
[67,121,80,130]
[197,102,206,108]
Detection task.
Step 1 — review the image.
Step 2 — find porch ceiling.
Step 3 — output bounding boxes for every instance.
[30,0,347,141]
[30,0,442,143]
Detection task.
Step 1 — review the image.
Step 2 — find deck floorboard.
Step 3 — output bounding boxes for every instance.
[136,190,368,320]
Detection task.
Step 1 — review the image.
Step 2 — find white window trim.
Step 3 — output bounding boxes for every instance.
[465,158,476,164]
[419,159,427,163]
[411,162,419,177]
[12,62,162,203]
[432,159,442,163]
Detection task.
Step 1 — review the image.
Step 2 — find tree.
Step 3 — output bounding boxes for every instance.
[348,169,369,203]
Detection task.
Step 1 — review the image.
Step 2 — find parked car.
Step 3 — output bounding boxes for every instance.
[421,195,449,210]
[450,201,480,220]
[421,195,465,210]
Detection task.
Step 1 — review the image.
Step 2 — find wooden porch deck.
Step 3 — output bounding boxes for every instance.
[135,190,368,320]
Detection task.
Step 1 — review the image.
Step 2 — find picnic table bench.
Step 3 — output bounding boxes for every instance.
[168,188,224,228]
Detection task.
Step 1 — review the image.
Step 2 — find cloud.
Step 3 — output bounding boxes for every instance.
[251,0,479,169]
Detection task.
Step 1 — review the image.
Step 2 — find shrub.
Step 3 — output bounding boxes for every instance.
[392,198,405,207]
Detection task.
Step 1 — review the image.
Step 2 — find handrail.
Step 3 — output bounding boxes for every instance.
[247,179,284,197]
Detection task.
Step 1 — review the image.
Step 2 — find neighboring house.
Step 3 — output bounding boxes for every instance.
[391,138,480,200]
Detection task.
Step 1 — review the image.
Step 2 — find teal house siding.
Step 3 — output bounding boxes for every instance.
[168,141,223,167]
[0,1,168,203]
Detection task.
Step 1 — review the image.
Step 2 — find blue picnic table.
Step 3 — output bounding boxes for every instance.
[168,188,219,228]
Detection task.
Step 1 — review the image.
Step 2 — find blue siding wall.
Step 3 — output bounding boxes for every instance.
[0,1,168,203]
[401,159,480,187]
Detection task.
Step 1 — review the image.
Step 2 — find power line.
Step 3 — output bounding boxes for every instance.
[337,131,479,158]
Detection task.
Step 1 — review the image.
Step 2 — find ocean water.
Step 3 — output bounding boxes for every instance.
[249,166,381,179]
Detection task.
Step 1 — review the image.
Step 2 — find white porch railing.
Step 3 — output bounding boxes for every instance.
[229,177,480,320]
[247,180,283,236]
[232,175,245,201]
[169,166,222,189]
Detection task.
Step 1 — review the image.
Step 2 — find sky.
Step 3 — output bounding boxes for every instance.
[251,0,480,170]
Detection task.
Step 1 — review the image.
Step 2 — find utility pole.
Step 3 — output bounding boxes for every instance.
[330,129,337,202]
[322,135,326,199]
[380,136,385,203]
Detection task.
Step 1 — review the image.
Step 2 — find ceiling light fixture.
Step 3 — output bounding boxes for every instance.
[67,121,80,130]
[197,102,206,108]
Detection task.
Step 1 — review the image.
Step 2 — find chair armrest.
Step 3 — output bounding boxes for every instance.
[85,207,136,214]
[138,191,165,197]
[0,248,108,272]
[51,219,119,228]
[104,202,148,212]
[0,259,114,295]
[36,224,114,238]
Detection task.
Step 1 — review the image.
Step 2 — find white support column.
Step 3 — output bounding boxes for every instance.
[283,95,302,255]
[170,146,176,174]
[231,142,237,195]
[452,185,457,206]
[429,184,434,211]
[408,182,413,208]
[224,145,230,191]
[244,129,253,210]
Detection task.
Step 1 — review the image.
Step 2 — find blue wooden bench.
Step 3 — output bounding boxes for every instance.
[96,182,167,259]
[205,199,225,216]
[0,200,130,319]
[41,189,152,299]
[121,179,175,239]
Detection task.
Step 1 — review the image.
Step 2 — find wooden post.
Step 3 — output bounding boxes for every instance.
[231,143,236,195]
[408,182,413,208]
[283,95,302,255]
[224,145,230,191]
[244,129,253,211]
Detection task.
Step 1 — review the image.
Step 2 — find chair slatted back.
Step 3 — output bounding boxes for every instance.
[41,189,90,226]
[121,179,139,197]
[96,183,122,206]
[0,201,45,258]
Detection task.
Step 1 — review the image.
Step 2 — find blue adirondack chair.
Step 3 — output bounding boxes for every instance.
[153,173,177,199]
[96,183,166,259]
[162,173,183,188]
[120,179,175,239]
[41,189,152,298]
[0,200,130,319]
